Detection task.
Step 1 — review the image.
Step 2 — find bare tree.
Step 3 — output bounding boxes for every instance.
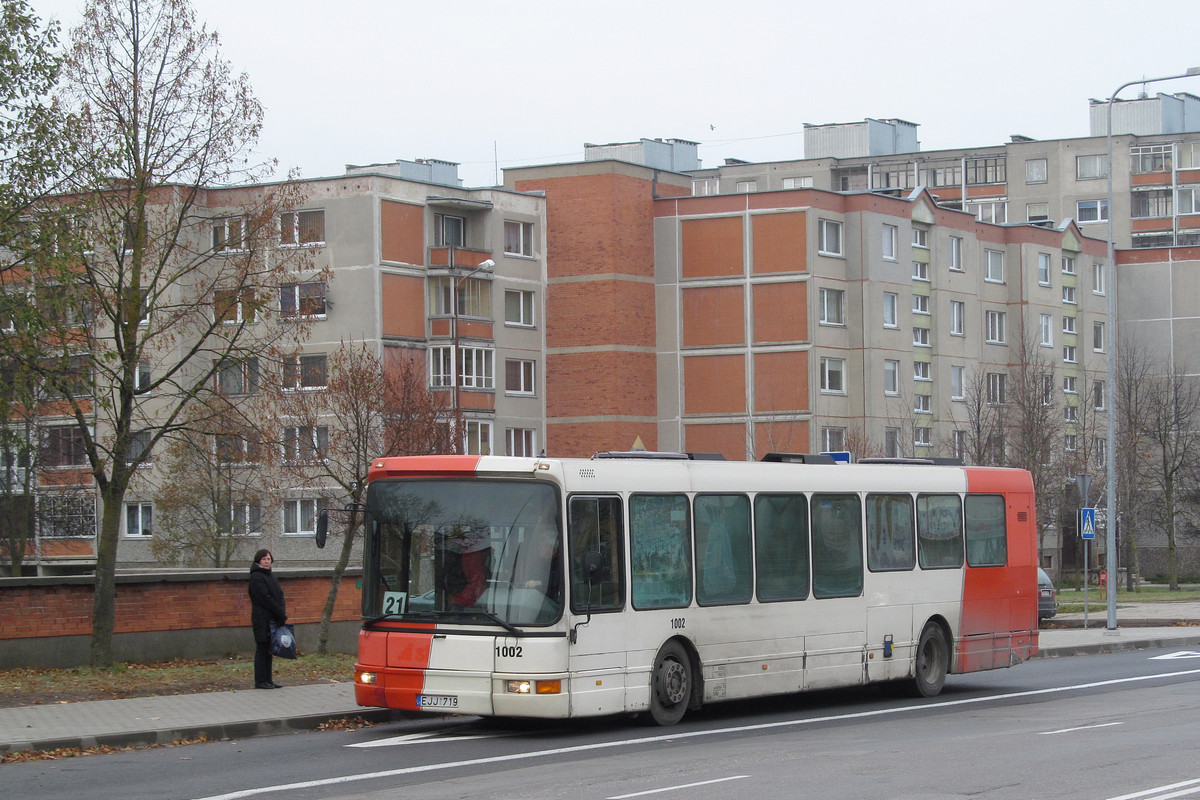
[6,0,320,666]
[277,342,455,654]
[955,366,1005,467]
[1116,339,1158,589]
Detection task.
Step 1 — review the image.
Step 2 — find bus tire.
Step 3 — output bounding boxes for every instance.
[911,622,949,698]
[648,640,692,726]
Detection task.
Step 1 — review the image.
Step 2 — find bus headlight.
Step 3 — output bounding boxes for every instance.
[506,680,532,694]
[505,679,561,695]
[357,671,378,685]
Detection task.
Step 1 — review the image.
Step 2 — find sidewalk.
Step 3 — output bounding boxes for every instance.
[3,607,1199,755]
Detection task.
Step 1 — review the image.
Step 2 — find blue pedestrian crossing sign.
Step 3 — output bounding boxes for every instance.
[1080,507,1096,540]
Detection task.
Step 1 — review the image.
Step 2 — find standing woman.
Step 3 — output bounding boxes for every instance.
[249,549,287,689]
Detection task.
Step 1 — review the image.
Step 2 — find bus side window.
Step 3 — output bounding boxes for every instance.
[866,493,916,572]
[630,494,692,610]
[754,493,809,602]
[568,496,625,613]
[917,494,964,569]
[811,494,863,599]
[694,494,752,606]
[964,494,1007,567]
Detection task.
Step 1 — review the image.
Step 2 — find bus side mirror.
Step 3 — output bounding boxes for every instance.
[315,510,328,549]
[582,551,604,584]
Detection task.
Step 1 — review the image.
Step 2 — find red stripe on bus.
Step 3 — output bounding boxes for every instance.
[958,468,1039,670]
[367,454,484,480]
[355,626,436,710]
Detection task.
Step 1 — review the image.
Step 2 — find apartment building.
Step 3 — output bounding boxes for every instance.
[10,160,546,572]
[689,93,1200,251]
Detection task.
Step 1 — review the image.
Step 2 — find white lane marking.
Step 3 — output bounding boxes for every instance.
[607,775,749,799]
[1038,721,1123,735]
[1106,778,1200,800]
[192,667,1200,800]
[346,731,503,748]
[1150,651,1200,660]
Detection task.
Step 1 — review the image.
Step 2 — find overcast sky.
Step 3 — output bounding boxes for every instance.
[32,0,1200,188]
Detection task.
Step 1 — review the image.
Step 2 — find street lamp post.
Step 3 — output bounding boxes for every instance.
[448,255,494,451]
[1103,67,1200,630]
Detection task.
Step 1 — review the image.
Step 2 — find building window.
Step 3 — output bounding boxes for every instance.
[882,225,897,260]
[41,425,88,468]
[504,289,535,327]
[211,216,246,252]
[1092,261,1106,295]
[735,180,757,193]
[912,228,929,249]
[1065,434,1077,452]
[913,294,929,315]
[434,213,465,247]
[985,310,1006,344]
[949,236,963,271]
[782,176,813,189]
[1063,376,1077,394]
[506,428,536,457]
[822,427,846,452]
[505,358,536,395]
[967,200,1007,223]
[914,361,930,381]
[820,357,845,393]
[953,430,966,460]
[914,427,931,447]
[1094,380,1106,410]
[1076,155,1108,180]
[223,503,262,536]
[692,178,719,196]
[1038,253,1052,286]
[280,282,327,317]
[215,433,260,465]
[39,493,96,538]
[429,276,491,318]
[1065,404,1078,423]
[463,419,493,455]
[1027,203,1049,222]
[283,353,328,390]
[1178,187,1200,215]
[912,261,929,281]
[987,373,1007,405]
[124,502,152,537]
[280,210,325,246]
[1063,286,1076,304]
[1131,144,1172,174]
[884,428,900,458]
[915,394,931,414]
[283,425,328,463]
[985,249,1004,283]
[1076,199,1108,223]
[1095,438,1106,469]
[504,220,535,256]
[429,346,453,387]
[216,357,260,395]
[135,360,153,392]
[883,292,898,328]
[283,498,320,535]
[1094,321,1105,352]
[950,300,965,336]
[1040,314,1053,347]
[1062,256,1076,275]
[951,365,965,401]
[459,346,495,390]
[1025,158,1048,184]
[1063,345,1077,363]
[884,359,899,395]
[214,289,257,325]
[1132,190,1172,219]
[126,430,153,465]
[819,219,843,256]
[913,327,930,347]
[1063,315,1076,334]
[965,157,1006,185]
[820,288,845,326]
[1042,375,1054,405]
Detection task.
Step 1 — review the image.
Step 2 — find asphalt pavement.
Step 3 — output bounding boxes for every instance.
[3,603,1199,756]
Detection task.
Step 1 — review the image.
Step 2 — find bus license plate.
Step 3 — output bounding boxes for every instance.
[418,694,458,709]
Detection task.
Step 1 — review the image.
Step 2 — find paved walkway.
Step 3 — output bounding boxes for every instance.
[3,604,1199,755]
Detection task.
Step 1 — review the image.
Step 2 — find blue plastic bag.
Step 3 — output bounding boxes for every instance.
[270,620,297,659]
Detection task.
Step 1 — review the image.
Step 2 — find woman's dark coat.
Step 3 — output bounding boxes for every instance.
[249,563,287,643]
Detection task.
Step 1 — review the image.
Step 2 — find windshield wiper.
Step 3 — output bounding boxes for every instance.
[474,609,522,635]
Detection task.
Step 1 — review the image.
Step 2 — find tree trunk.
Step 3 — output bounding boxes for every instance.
[90,494,125,667]
[317,509,360,655]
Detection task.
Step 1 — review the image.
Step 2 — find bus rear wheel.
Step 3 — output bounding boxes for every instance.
[649,641,692,725]
[911,622,949,697]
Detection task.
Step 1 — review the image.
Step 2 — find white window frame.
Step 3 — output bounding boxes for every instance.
[883,292,898,328]
[949,236,963,271]
[1076,154,1108,180]
[986,310,1007,344]
[1076,199,1108,224]
[1040,313,1053,347]
[912,294,929,315]
[913,327,930,347]
[819,287,845,326]
[463,419,493,455]
[1025,158,1048,184]
[1063,345,1077,363]
[820,357,846,393]
[283,424,329,463]
[985,249,1005,283]
[124,502,152,538]
[1094,321,1106,352]
[1063,286,1076,305]
[914,361,931,381]
[1063,315,1076,334]
[1063,376,1077,394]
[884,359,900,395]
[882,224,898,261]
[914,427,931,447]
[1038,253,1051,286]
[506,427,537,457]
[951,365,965,401]
[283,353,328,391]
[459,346,495,390]
[914,394,931,414]
[283,498,320,536]
[950,300,965,336]
[280,282,327,318]
[280,209,325,247]
[1092,261,1106,295]
[1062,256,1076,275]
[819,219,843,256]
[912,260,929,281]
[504,289,535,327]
[505,358,536,396]
[504,220,535,257]
[988,372,1007,405]
[434,213,465,247]
[912,227,929,248]
[429,345,454,388]
[212,216,247,253]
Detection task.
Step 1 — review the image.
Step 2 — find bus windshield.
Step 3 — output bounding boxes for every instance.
[363,478,563,627]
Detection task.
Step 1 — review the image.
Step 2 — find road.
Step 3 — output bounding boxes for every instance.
[7,646,1200,800]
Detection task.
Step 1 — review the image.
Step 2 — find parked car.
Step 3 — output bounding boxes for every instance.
[1038,568,1057,622]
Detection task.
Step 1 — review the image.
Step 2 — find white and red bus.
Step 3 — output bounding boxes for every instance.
[349,452,1038,725]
